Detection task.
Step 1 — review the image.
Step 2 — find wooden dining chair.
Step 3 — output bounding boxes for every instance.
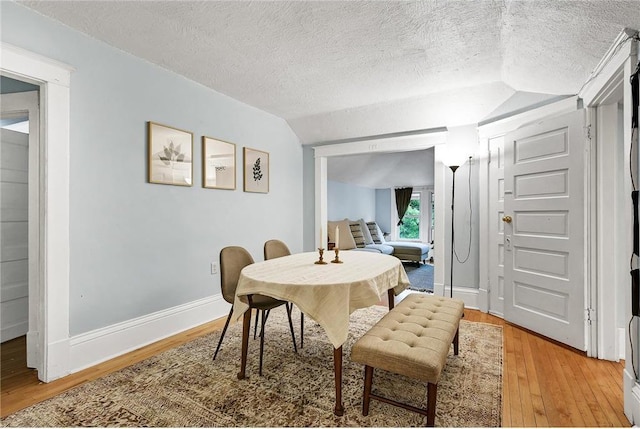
[263,239,305,348]
[214,246,298,375]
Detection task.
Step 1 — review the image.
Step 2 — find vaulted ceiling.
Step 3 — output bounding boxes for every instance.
[18,0,640,149]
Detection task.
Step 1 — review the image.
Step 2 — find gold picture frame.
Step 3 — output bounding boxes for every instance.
[147,121,193,186]
[202,136,236,190]
[243,147,269,193]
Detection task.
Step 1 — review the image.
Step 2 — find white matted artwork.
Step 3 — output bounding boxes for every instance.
[243,147,269,193]
[202,136,236,190]
[148,121,193,186]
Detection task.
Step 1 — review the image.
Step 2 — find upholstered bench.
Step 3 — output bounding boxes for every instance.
[351,294,464,426]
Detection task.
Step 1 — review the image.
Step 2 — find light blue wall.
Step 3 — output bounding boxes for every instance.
[375,189,393,233]
[2,2,303,336]
[327,180,376,221]
[442,160,480,289]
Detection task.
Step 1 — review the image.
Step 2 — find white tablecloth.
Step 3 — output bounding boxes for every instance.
[231,251,410,348]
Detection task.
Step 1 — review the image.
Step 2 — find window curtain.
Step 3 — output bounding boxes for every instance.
[395,187,413,226]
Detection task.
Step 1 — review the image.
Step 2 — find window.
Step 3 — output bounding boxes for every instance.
[393,187,434,242]
[399,192,421,240]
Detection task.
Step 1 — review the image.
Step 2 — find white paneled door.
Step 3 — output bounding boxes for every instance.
[503,110,586,351]
[1,128,29,342]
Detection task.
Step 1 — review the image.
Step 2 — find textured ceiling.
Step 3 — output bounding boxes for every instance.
[18,0,640,147]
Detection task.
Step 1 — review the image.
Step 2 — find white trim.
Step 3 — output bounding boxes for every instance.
[313,130,446,254]
[314,130,447,158]
[0,43,74,85]
[1,42,73,382]
[477,96,579,139]
[477,137,490,313]
[1,321,29,343]
[619,327,627,361]
[314,156,328,249]
[580,29,638,106]
[594,102,627,361]
[626,370,640,424]
[69,295,228,373]
[433,281,480,310]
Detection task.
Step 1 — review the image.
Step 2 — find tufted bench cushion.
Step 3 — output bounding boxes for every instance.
[351,294,464,426]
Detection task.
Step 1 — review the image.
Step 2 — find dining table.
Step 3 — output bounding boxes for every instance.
[231,250,410,416]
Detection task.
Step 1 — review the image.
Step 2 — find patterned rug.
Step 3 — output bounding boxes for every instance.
[1,304,502,427]
[404,262,434,292]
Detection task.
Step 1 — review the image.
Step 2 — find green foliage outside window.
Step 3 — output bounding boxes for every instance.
[399,198,420,239]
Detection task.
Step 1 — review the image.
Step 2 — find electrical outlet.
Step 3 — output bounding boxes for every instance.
[211,263,218,274]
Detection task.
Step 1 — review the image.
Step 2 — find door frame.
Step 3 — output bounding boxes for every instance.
[1,42,73,382]
[577,29,639,423]
[313,130,447,248]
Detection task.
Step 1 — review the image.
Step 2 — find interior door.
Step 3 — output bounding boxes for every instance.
[488,136,505,317]
[503,109,586,350]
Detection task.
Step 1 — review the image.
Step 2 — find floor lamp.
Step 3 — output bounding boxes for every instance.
[448,165,459,299]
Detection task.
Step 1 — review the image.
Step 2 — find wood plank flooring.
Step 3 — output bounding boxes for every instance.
[0,308,630,426]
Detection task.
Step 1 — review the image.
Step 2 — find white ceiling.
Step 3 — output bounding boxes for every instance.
[18,0,640,147]
[16,1,640,188]
[328,148,435,189]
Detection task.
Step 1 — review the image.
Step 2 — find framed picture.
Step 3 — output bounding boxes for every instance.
[243,147,269,193]
[202,136,236,190]
[148,121,193,186]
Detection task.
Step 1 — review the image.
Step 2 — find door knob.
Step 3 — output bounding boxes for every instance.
[502,215,512,223]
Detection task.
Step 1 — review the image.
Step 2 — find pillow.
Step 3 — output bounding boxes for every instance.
[327,220,356,250]
[349,221,366,248]
[366,221,385,244]
[357,218,374,245]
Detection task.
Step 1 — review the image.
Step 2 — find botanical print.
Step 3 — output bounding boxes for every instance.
[148,122,193,186]
[203,136,236,190]
[243,147,269,193]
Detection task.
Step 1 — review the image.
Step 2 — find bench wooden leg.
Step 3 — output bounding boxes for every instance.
[426,382,437,427]
[453,326,459,356]
[363,365,374,416]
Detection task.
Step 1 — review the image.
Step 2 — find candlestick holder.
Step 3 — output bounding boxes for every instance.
[315,248,328,265]
[331,248,343,264]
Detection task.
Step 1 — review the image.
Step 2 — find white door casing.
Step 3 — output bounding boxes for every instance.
[1,43,73,382]
[503,109,586,351]
[488,136,505,317]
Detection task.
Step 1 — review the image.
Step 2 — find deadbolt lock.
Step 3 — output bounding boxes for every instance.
[502,215,512,223]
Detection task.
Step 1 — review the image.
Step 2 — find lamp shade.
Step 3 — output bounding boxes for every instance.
[440,152,468,168]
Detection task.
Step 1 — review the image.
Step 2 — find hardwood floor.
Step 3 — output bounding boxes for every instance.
[0,308,630,426]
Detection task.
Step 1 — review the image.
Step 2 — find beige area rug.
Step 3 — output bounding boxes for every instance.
[2,304,502,427]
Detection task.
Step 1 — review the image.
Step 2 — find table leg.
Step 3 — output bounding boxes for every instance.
[387,289,395,310]
[237,309,251,380]
[333,345,344,416]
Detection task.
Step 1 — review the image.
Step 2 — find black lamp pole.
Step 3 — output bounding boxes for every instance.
[449,165,459,299]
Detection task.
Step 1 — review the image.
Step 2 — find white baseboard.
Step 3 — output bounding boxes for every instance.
[624,368,638,424]
[0,320,28,343]
[433,282,479,309]
[619,327,627,361]
[68,294,229,374]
